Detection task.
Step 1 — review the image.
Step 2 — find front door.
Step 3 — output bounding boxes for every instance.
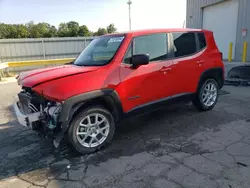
[116,33,174,112]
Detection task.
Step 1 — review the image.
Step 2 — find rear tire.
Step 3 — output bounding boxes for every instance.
[67,105,115,154]
[192,79,219,111]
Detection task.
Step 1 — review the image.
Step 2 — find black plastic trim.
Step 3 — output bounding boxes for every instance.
[126,92,194,117]
[128,95,140,100]
[195,32,200,52]
[196,32,207,51]
[198,67,224,90]
[59,89,123,124]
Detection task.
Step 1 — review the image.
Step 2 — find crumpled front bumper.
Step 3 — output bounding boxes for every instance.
[13,102,41,127]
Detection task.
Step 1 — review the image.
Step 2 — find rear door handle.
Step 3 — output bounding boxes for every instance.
[196,60,204,66]
[196,60,204,64]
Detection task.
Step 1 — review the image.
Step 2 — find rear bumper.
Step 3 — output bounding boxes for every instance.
[13,102,40,127]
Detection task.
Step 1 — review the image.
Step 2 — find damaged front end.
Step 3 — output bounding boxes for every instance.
[14,87,63,146]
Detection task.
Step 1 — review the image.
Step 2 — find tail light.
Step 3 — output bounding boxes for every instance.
[220,52,223,60]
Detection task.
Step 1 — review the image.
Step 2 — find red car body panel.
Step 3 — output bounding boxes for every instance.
[19,29,224,113]
[117,59,175,112]
[32,63,120,102]
[20,65,99,88]
[171,50,207,94]
[169,30,224,95]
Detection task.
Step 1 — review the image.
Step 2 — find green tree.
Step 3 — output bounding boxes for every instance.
[78,25,91,36]
[15,24,29,38]
[0,24,29,38]
[94,28,107,36]
[57,21,81,37]
[26,22,57,38]
[37,22,57,38]
[67,21,79,37]
[107,24,117,34]
[48,25,57,37]
[0,21,118,39]
[57,23,68,37]
[26,21,40,38]
[9,25,19,38]
[0,23,10,38]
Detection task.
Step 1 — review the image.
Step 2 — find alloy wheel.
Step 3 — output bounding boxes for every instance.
[201,82,218,107]
[76,113,110,148]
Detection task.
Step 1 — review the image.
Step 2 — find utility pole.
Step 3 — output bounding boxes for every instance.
[127,0,132,31]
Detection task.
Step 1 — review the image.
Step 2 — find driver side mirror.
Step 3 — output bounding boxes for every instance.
[131,54,149,68]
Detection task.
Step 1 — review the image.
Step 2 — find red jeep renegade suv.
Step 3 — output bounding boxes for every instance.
[14,29,224,154]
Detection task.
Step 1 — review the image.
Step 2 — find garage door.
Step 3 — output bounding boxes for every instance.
[202,0,238,60]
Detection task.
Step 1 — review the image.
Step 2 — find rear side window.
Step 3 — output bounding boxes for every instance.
[172,32,196,58]
[198,32,206,50]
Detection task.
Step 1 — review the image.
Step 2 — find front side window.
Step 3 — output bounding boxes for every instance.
[74,35,124,66]
[124,33,168,64]
[134,34,168,62]
[173,32,196,58]
[124,44,132,64]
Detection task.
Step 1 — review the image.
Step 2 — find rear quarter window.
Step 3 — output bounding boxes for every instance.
[198,32,206,50]
[172,32,196,58]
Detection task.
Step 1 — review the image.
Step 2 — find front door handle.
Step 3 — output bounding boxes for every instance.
[160,67,172,74]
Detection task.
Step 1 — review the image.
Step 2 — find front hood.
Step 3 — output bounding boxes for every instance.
[19,65,99,87]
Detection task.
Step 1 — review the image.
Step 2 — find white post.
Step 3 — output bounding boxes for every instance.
[41,39,46,59]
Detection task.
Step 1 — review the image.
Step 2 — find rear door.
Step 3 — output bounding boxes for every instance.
[118,33,175,112]
[170,32,206,95]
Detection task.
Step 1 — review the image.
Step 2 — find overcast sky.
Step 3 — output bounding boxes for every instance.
[0,0,186,31]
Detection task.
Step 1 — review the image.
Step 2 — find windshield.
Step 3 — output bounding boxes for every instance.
[74,35,125,66]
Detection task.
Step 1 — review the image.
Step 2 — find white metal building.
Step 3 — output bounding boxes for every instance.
[186,0,250,62]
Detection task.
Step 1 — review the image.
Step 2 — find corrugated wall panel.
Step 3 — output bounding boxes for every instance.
[0,40,43,61]
[186,0,250,61]
[0,37,95,62]
[235,0,250,61]
[186,0,223,28]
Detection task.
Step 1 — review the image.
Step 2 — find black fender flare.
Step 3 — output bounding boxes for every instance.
[197,67,224,91]
[59,89,123,131]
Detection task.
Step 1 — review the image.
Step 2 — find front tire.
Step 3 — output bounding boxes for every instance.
[67,105,115,154]
[192,79,219,111]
